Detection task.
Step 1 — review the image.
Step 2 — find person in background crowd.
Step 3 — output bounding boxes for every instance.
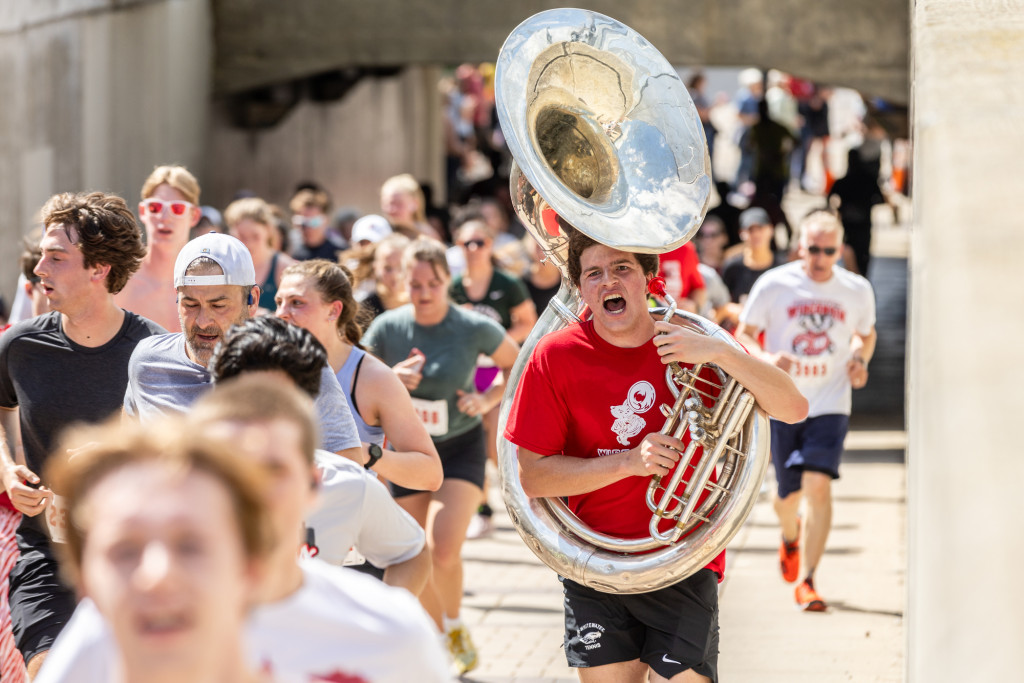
[747,99,799,208]
[362,238,519,675]
[191,205,225,240]
[655,241,706,314]
[357,233,411,323]
[736,210,876,612]
[520,233,563,315]
[342,214,394,302]
[695,215,730,273]
[332,206,361,246]
[795,83,833,193]
[734,67,764,188]
[116,165,202,332]
[289,186,346,262]
[829,146,885,278]
[275,259,442,492]
[688,70,717,160]
[721,207,787,320]
[380,174,442,241]
[450,215,537,344]
[475,196,524,247]
[36,376,451,683]
[707,180,744,248]
[0,191,159,678]
[224,197,296,312]
[692,217,733,327]
[43,417,273,683]
[449,214,536,540]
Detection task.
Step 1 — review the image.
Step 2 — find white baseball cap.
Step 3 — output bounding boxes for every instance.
[351,214,393,245]
[174,232,256,288]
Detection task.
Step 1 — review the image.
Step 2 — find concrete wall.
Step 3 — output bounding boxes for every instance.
[907,0,1024,680]
[0,0,213,302]
[204,65,444,217]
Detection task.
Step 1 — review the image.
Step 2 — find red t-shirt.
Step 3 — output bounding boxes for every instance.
[658,242,705,301]
[504,319,726,578]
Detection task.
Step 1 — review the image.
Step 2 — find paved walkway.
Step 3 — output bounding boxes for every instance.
[458,420,906,682]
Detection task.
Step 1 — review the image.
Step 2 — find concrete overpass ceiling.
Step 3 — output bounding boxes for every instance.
[213,0,909,105]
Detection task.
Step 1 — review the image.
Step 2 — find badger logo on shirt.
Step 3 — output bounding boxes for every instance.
[792,311,835,357]
[610,381,656,445]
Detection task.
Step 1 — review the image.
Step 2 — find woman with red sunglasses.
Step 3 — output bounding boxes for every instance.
[115,165,202,332]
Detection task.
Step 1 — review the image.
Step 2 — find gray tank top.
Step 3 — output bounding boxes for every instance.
[335,347,386,446]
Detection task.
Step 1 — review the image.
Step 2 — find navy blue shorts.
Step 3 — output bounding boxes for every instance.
[561,569,719,681]
[771,414,849,498]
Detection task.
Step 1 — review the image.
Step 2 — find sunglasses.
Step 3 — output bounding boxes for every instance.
[699,230,724,238]
[459,239,487,249]
[292,215,326,229]
[807,246,838,256]
[142,199,193,217]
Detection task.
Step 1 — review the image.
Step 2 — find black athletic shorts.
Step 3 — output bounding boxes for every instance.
[561,569,719,682]
[392,423,486,497]
[10,548,77,664]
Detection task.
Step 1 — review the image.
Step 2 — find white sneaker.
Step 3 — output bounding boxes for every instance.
[465,513,494,540]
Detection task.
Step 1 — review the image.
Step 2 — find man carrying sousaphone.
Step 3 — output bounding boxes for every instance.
[497,8,808,680]
[504,223,808,682]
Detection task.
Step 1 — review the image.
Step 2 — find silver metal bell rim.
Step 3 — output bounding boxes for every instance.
[495,8,712,255]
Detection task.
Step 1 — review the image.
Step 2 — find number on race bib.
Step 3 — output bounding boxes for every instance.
[410,398,449,436]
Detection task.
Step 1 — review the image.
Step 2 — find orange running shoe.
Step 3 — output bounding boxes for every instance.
[778,521,801,583]
[795,579,827,612]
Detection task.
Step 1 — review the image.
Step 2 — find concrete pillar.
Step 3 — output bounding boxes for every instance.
[0,0,212,300]
[907,1,1024,680]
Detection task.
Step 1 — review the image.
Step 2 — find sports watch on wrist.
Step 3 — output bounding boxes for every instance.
[364,443,383,470]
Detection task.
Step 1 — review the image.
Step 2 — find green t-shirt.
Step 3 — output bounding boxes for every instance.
[449,269,530,331]
[362,304,505,441]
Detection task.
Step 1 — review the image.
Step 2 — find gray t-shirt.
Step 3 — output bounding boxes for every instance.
[362,304,505,441]
[124,333,360,452]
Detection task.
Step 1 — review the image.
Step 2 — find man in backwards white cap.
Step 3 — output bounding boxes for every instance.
[122,232,362,461]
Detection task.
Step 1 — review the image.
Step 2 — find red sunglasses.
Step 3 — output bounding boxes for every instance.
[142,199,194,217]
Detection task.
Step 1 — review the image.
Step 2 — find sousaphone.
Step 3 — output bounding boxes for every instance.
[494,8,771,594]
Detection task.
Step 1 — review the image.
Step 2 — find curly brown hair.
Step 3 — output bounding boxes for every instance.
[40,192,146,294]
[563,217,659,288]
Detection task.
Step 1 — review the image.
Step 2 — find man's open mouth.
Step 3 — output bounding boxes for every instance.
[603,294,626,313]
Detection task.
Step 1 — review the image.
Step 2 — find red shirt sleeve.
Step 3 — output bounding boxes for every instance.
[503,340,569,456]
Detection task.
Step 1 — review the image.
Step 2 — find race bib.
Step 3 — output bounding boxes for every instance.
[45,494,70,544]
[410,397,449,436]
